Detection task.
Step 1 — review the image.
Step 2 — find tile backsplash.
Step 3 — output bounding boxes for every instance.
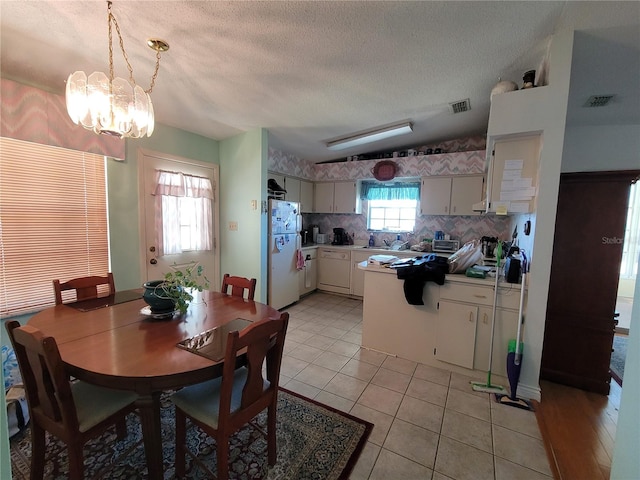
[303,212,514,246]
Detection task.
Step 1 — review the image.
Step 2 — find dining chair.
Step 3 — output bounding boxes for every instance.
[53,272,116,305]
[220,273,257,300]
[171,312,289,479]
[5,320,138,480]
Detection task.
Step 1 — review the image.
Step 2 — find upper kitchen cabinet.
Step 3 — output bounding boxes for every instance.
[486,135,540,214]
[268,173,313,212]
[299,179,313,213]
[420,175,483,216]
[314,181,361,214]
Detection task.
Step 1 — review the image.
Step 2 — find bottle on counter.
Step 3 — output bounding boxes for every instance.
[369,233,375,247]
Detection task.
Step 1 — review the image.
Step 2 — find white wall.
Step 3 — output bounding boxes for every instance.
[562,125,640,173]
[611,274,640,479]
[486,29,576,401]
[219,128,269,301]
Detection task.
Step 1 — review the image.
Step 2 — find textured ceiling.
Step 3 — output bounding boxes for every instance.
[1,1,638,162]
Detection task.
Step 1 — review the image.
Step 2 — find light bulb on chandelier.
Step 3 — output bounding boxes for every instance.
[65,1,168,138]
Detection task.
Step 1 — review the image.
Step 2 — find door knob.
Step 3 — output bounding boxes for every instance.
[149,246,156,252]
[150,258,157,265]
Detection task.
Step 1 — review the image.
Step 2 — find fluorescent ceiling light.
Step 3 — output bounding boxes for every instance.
[325,121,413,151]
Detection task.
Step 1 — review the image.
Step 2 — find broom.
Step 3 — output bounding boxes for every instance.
[471,242,507,394]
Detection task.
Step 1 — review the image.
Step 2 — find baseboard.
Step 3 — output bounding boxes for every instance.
[517,382,541,402]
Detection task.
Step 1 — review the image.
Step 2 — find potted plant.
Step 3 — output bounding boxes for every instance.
[143,263,210,314]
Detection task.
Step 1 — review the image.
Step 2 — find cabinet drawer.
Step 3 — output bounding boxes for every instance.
[440,283,493,306]
[440,282,523,310]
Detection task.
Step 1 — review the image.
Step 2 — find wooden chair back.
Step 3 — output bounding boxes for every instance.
[5,319,136,479]
[5,320,80,436]
[219,312,288,426]
[53,273,115,305]
[221,273,256,300]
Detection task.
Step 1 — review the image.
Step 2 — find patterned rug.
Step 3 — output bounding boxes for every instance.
[610,334,627,386]
[10,388,372,479]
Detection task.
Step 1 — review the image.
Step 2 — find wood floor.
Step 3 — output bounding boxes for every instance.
[535,379,621,480]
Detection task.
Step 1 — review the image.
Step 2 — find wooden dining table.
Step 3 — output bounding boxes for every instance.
[27,289,282,479]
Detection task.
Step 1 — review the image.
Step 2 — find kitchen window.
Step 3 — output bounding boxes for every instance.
[362,181,420,232]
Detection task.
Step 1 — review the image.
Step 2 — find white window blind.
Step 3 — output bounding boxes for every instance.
[621,182,639,279]
[0,137,109,316]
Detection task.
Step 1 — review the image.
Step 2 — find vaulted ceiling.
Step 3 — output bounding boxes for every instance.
[1,1,638,162]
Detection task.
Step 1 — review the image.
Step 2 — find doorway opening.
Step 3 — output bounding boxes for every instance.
[611,181,638,385]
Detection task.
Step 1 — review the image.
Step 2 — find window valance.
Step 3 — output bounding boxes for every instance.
[361,181,420,201]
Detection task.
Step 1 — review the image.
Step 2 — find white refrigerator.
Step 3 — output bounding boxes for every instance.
[268,199,302,310]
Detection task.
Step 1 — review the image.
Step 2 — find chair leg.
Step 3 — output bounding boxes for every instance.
[30,423,46,480]
[115,416,128,439]
[175,408,187,479]
[67,442,85,480]
[216,436,229,480]
[267,403,277,466]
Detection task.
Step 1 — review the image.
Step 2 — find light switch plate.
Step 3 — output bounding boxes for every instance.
[229,221,238,231]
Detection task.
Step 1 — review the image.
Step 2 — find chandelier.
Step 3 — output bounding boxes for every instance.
[65,1,169,138]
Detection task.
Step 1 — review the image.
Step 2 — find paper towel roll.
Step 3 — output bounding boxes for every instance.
[312,227,319,243]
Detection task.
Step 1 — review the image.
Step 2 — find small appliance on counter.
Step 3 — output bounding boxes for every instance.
[316,233,328,244]
[301,229,309,245]
[432,239,460,253]
[332,227,347,245]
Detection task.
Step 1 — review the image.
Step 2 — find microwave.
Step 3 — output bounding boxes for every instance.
[432,239,460,253]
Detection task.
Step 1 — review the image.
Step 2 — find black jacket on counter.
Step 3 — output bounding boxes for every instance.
[395,258,448,305]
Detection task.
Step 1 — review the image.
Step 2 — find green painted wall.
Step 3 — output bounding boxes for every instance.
[219,128,268,302]
[108,123,219,290]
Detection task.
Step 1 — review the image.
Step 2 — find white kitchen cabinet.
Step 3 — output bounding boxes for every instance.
[420,175,484,216]
[474,306,519,377]
[313,181,361,214]
[300,180,314,213]
[299,247,318,296]
[350,251,371,297]
[285,176,301,204]
[435,300,478,369]
[438,280,523,373]
[450,175,484,215]
[420,177,452,215]
[487,135,540,214]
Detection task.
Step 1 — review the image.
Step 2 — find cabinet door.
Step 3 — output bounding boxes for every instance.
[420,177,452,215]
[300,180,314,213]
[474,307,519,377]
[313,183,334,213]
[285,177,301,204]
[436,300,477,369]
[333,181,359,213]
[350,251,371,297]
[450,176,484,215]
[489,136,539,213]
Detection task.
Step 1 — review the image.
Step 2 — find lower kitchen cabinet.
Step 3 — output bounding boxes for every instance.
[474,306,519,377]
[435,300,478,369]
[299,248,318,296]
[350,251,371,297]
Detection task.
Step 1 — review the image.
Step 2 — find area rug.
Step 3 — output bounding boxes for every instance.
[610,334,627,386]
[10,388,372,479]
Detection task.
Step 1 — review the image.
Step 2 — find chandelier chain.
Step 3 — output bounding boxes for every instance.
[106,1,161,93]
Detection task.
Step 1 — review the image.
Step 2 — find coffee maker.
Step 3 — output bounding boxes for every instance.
[332,228,346,245]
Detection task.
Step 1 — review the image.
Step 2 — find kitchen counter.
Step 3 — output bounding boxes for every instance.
[359,258,526,377]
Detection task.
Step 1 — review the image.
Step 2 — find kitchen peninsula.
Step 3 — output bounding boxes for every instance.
[358,261,525,378]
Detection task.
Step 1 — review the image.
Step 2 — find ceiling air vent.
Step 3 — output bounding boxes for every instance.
[449,98,471,114]
[584,95,615,107]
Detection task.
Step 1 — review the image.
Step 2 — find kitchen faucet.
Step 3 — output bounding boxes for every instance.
[383,239,391,247]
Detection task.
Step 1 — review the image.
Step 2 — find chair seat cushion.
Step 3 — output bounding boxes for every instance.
[171,367,269,429]
[72,382,137,433]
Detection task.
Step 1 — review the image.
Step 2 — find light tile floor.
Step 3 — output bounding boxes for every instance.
[280,292,553,480]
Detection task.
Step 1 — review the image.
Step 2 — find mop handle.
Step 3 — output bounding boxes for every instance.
[486,242,502,372]
[514,252,527,363]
